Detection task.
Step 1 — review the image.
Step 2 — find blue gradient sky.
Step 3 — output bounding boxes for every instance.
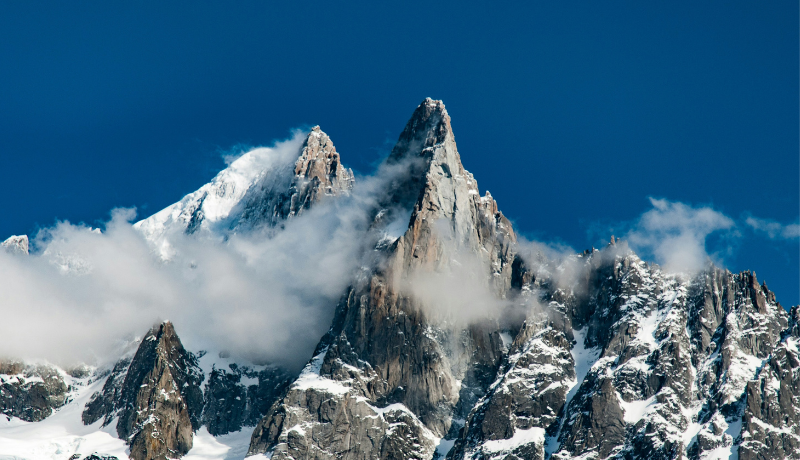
[1,2,798,305]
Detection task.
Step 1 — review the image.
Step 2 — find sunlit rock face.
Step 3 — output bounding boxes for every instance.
[1,99,798,460]
[248,98,519,460]
[739,305,800,460]
[82,322,202,460]
[244,100,799,460]
[449,246,794,460]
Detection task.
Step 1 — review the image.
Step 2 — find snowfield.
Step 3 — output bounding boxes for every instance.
[0,368,256,460]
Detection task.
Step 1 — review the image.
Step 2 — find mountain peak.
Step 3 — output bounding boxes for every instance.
[2,235,29,255]
[135,126,354,245]
[234,126,354,229]
[83,320,204,460]
[378,98,515,265]
[388,98,452,164]
[294,126,353,191]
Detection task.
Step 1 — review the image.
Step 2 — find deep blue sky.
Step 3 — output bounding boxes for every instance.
[1,2,798,305]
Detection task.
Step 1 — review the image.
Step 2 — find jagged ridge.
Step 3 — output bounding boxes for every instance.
[0,99,797,460]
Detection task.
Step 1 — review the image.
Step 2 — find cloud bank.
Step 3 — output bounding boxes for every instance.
[624,197,735,274]
[0,204,360,370]
[0,137,794,371]
[0,139,424,371]
[745,216,800,240]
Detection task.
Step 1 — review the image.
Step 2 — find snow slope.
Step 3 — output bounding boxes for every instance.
[0,374,128,460]
[0,368,256,460]
[134,133,305,255]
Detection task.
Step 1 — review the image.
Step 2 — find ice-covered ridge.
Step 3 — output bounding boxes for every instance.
[290,348,350,396]
[482,427,545,458]
[134,132,306,243]
[1,235,28,255]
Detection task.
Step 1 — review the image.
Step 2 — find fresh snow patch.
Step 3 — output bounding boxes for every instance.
[291,348,350,395]
[544,327,601,456]
[378,209,413,246]
[786,337,799,354]
[196,351,261,388]
[0,375,129,460]
[184,427,253,460]
[570,327,601,385]
[483,427,545,454]
[435,437,456,458]
[499,331,513,351]
[722,416,743,460]
[719,347,765,406]
[617,393,657,424]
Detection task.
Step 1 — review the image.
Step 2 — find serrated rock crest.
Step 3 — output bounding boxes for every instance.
[247,98,518,460]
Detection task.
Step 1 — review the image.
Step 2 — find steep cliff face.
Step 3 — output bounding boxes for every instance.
[83,322,204,460]
[200,362,293,436]
[248,98,519,460]
[740,305,800,460]
[236,125,354,230]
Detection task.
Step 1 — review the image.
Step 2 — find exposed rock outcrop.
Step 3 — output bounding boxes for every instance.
[739,305,800,460]
[201,362,293,436]
[0,360,69,421]
[248,98,518,460]
[237,125,354,230]
[449,245,793,460]
[134,126,353,247]
[83,322,203,460]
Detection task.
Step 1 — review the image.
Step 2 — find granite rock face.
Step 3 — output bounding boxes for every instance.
[739,305,800,460]
[449,243,795,460]
[237,125,354,230]
[0,361,69,421]
[244,99,800,460]
[201,362,293,436]
[248,98,519,460]
[83,322,203,460]
[79,322,295,460]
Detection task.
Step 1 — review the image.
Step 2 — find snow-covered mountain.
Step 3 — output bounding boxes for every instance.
[134,126,353,257]
[1,99,797,460]
[2,235,29,255]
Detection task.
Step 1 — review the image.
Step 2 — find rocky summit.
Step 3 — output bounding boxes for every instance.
[0,99,797,460]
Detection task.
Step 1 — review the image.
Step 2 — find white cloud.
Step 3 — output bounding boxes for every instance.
[624,197,735,274]
[745,216,800,240]
[0,137,424,371]
[402,249,515,328]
